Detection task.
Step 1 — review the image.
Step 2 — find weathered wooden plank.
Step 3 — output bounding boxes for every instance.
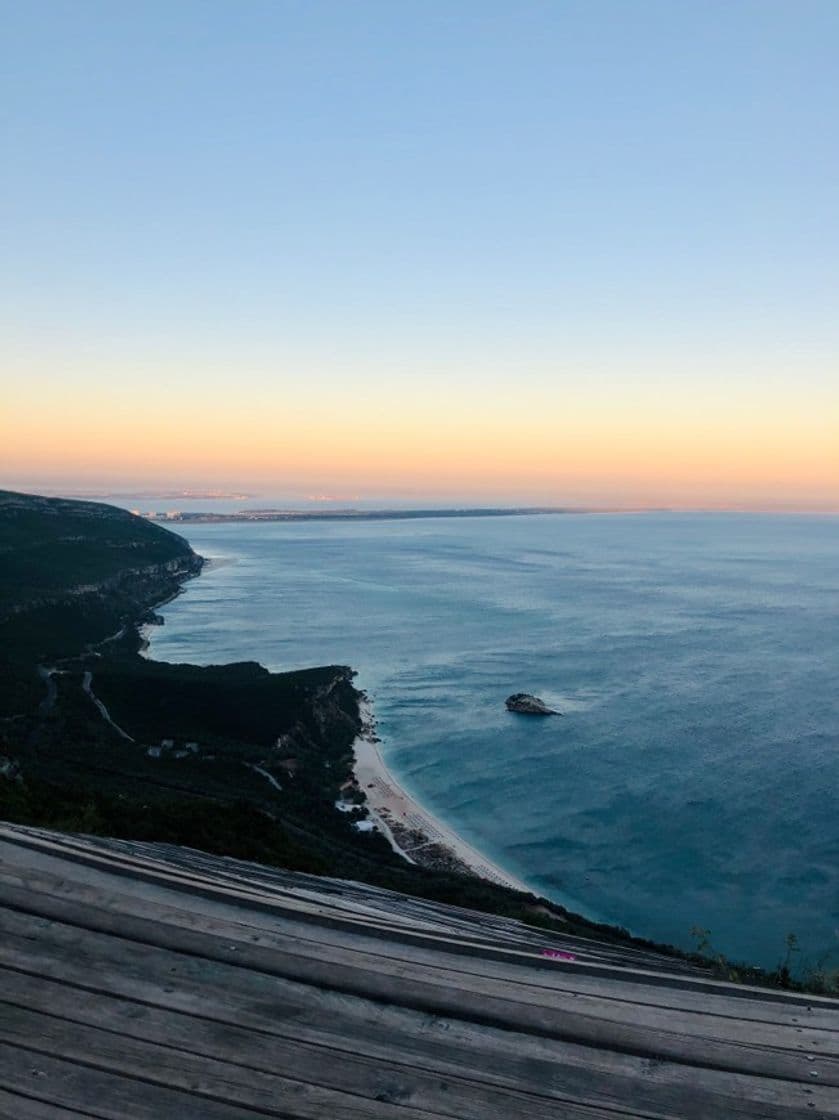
[1,964,835,1120]
[0,830,716,979]
[2,914,824,1112]
[3,823,839,1120]
[0,984,647,1120]
[2,866,837,1087]
[0,833,690,980]
[0,833,824,1012]
[3,898,838,1105]
[1,830,521,938]
[0,1087,97,1120]
[0,1047,267,1120]
[0,854,791,1016]
[4,906,836,1072]
[0,1003,652,1120]
[95,848,837,1029]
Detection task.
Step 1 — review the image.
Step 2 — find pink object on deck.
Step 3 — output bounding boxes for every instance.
[541,949,577,961]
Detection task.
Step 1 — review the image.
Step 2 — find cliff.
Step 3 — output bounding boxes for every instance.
[0,490,203,675]
[0,490,797,989]
[0,491,594,951]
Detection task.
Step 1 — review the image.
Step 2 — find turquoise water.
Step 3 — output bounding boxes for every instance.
[148,513,839,971]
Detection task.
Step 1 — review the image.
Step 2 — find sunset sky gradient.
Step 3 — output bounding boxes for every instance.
[3,1,838,508]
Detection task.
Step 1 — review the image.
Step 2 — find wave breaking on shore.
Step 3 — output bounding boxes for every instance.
[350,695,533,894]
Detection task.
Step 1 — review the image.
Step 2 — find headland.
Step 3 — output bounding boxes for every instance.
[2,487,821,991]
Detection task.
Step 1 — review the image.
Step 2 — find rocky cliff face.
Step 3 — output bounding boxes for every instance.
[0,490,204,708]
[0,489,202,621]
[1,554,203,624]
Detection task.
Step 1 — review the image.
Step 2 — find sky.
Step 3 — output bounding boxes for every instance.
[2,1,838,508]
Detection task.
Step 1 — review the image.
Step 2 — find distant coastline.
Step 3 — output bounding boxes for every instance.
[138,506,594,524]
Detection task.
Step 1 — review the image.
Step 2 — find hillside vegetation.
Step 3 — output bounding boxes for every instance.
[0,490,203,714]
[0,490,197,616]
[3,490,799,986]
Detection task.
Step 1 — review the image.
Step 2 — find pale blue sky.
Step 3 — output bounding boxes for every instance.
[3,2,838,504]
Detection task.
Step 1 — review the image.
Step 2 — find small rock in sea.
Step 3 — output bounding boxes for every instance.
[505,693,560,716]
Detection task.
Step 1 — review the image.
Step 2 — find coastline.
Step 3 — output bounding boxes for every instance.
[142,546,536,898]
[141,540,568,922]
[140,555,535,898]
[350,696,535,895]
[136,552,214,655]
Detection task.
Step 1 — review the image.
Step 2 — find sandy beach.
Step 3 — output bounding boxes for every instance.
[350,699,534,895]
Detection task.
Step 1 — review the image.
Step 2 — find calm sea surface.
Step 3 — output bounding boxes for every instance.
[148,513,839,970]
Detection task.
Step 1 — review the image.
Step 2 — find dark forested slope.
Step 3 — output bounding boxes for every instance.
[0,491,772,979]
[0,490,202,675]
[0,491,368,875]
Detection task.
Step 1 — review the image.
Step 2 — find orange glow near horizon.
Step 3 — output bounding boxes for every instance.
[4,370,838,510]
[4,3,839,515]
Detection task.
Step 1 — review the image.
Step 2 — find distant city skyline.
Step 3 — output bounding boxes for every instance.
[3,2,838,510]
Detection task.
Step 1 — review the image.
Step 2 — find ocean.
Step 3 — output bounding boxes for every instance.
[147,512,839,972]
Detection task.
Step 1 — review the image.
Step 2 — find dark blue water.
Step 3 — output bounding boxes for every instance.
[148,513,839,971]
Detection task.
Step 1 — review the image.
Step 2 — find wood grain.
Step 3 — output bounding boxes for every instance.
[2,822,837,1119]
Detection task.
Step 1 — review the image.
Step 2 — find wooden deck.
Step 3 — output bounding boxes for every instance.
[1,823,837,1118]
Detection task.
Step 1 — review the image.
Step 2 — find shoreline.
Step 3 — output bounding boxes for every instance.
[140,549,536,898]
[136,553,216,656]
[143,548,563,913]
[350,696,535,895]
